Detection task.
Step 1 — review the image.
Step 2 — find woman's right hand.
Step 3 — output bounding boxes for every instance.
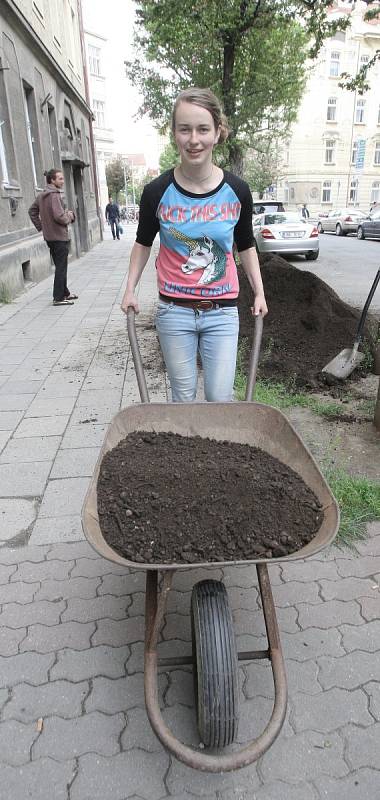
[121,291,139,315]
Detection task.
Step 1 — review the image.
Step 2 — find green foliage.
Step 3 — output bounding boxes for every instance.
[105,157,130,202]
[324,468,380,548]
[159,141,179,173]
[338,3,380,92]
[244,142,283,197]
[0,282,11,304]
[126,1,348,173]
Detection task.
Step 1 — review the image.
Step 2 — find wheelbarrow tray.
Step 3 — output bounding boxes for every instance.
[82,401,339,570]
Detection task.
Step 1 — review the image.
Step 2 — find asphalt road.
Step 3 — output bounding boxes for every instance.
[288,229,380,315]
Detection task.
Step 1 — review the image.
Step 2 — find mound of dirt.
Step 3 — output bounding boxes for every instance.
[238,254,373,389]
[97,431,323,565]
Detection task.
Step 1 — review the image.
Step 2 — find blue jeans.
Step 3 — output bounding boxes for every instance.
[155,301,239,402]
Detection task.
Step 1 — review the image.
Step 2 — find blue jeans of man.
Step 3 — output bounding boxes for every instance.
[155,301,239,402]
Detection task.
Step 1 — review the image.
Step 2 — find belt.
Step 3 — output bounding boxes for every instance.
[159,294,238,311]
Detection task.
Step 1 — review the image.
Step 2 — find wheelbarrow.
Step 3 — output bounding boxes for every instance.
[82,309,339,773]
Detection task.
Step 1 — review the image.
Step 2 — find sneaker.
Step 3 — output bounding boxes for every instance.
[53,299,74,306]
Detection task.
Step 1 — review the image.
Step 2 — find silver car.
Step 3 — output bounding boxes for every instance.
[317,208,366,236]
[252,212,319,260]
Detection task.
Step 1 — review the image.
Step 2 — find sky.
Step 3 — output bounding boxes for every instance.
[82,0,161,168]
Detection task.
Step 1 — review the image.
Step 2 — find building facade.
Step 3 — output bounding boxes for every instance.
[277,0,380,214]
[0,0,101,299]
[82,0,115,216]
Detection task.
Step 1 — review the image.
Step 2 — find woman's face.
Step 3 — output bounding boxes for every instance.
[173,101,220,170]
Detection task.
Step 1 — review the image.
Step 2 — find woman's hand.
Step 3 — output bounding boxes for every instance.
[251,292,268,317]
[121,291,139,315]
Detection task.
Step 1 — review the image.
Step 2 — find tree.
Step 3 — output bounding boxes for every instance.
[244,141,283,198]
[105,157,130,201]
[125,1,349,175]
[159,141,178,173]
[339,1,380,92]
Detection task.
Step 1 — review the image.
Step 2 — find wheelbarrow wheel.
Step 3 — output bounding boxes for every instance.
[191,579,239,748]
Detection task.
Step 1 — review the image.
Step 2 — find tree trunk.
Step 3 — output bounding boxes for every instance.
[228,140,244,177]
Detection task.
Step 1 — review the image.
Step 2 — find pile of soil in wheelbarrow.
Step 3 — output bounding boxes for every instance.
[97,431,324,565]
[237,255,373,389]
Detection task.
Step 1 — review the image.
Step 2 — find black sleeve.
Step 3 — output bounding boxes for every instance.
[224,172,254,252]
[135,170,173,247]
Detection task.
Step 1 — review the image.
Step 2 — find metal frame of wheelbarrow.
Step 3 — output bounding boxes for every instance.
[82,308,340,773]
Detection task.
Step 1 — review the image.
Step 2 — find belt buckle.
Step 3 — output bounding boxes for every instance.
[196,299,214,310]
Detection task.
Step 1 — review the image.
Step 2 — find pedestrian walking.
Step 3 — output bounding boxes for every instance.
[301,203,310,220]
[28,169,77,306]
[121,86,268,402]
[105,197,121,240]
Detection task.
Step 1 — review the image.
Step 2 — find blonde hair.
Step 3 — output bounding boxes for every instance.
[171,87,229,144]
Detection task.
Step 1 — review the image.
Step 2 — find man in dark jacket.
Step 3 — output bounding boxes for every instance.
[301,203,310,220]
[105,197,120,240]
[28,169,77,306]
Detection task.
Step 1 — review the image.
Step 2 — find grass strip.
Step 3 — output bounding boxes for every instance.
[324,469,380,549]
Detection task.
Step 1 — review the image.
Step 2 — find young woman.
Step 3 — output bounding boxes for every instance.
[121,87,268,401]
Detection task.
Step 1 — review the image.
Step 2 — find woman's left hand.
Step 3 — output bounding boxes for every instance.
[251,292,268,317]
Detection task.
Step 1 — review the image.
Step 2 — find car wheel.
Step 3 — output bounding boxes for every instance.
[305,251,319,261]
[317,222,323,233]
[336,223,344,236]
[357,226,365,240]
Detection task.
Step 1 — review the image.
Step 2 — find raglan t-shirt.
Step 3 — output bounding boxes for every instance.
[136,169,254,300]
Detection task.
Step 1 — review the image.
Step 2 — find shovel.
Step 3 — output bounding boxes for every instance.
[322,268,380,380]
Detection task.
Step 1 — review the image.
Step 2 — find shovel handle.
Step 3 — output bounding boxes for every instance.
[355,268,380,343]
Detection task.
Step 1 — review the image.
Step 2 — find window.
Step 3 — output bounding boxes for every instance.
[284,182,289,203]
[327,97,337,122]
[355,98,365,124]
[322,181,332,203]
[349,177,359,204]
[48,105,59,157]
[93,99,105,128]
[88,45,101,76]
[325,139,335,164]
[371,181,380,204]
[360,54,369,67]
[23,84,43,187]
[0,121,9,184]
[351,140,358,166]
[330,51,340,77]
[375,142,380,166]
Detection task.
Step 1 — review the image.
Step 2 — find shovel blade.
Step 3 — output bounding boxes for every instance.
[322,348,365,379]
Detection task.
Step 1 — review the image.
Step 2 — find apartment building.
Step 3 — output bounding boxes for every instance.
[277,0,380,213]
[0,0,101,299]
[82,0,115,214]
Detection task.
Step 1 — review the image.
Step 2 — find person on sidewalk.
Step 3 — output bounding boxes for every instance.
[301,203,310,220]
[28,169,78,306]
[121,86,268,402]
[105,197,121,240]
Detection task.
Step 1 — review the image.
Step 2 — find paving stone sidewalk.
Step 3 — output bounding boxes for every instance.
[0,230,379,799]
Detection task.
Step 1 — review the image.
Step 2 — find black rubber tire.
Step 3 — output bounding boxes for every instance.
[191,580,239,748]
[305,251,319,261]
[357,226,365,240]
[317,222,323,233]
[336,223,344,236]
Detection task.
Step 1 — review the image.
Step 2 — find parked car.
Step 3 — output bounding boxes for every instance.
[252,211,319,260]
[252,200,285,215]
[357,210,380,240]
[317,208,366,236]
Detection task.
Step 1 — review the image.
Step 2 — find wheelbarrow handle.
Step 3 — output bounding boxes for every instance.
[127,306,263,404]
[245,314,264,402]
[127,307,150,403]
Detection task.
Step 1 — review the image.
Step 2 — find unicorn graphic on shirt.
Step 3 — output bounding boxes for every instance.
[169,227,226,285]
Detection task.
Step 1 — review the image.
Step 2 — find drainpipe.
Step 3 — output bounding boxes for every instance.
[77,0,103,240]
